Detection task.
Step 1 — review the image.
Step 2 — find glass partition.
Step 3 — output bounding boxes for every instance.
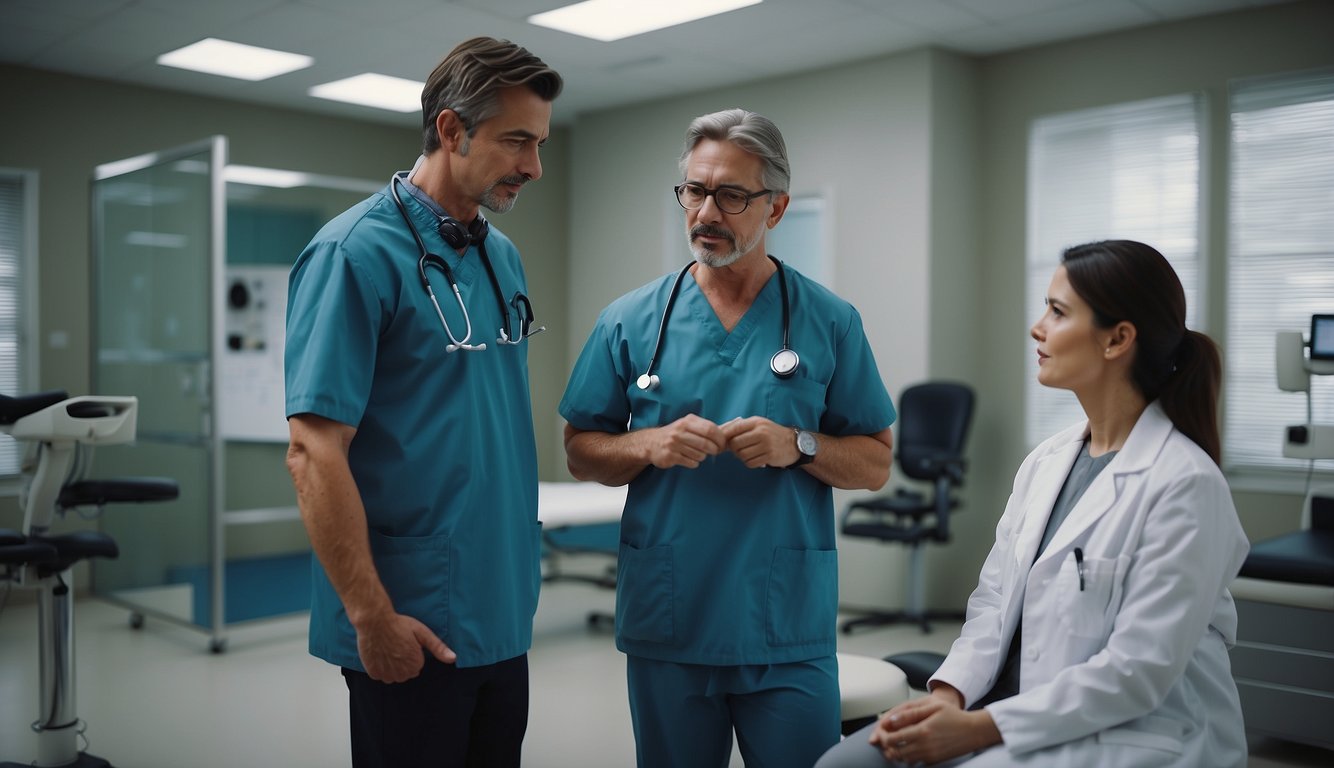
[90,138,222,638]
[90,139,379,650]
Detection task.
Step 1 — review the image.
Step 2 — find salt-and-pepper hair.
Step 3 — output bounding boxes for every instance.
[678,109,791,193]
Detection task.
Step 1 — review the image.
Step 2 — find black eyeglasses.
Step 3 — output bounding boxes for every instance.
[674,183,772,215]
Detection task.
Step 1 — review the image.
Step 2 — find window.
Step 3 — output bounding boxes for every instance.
[1025,95,1203,447]
[768,194,830,288]
[1,170,36,480]
[1225,69,1334,475]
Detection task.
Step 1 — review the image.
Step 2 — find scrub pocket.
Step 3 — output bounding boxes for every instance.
[764,377,827,429]
[530,521,544,612]
[1056,552,1129,638]
[766,547,838,647]
[616,543,675,644]
[368,530,451,635]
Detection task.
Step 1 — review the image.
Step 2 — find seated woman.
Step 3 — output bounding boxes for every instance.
[818,240,1248,768]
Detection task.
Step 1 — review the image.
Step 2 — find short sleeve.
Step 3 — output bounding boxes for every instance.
[559,311,632,434]
[819,307,896,435]
[284,240,383,427]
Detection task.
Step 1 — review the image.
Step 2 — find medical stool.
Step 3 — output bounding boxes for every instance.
[1,391,179,768]
[1228,485,1334,751]
[836,653,909,735]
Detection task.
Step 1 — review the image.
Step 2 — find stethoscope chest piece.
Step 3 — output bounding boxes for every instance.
[636,373,661,391]
[770,348,799,378]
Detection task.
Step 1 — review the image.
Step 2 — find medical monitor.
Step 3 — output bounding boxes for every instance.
[1312,314,1334,361]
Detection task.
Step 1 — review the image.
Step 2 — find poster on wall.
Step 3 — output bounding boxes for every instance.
[219,265,289,441]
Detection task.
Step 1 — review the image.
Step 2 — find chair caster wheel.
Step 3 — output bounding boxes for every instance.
[210,638,228,654]
[129,612,145,629]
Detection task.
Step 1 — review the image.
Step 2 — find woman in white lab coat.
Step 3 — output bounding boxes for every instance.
[817,240,1249,767]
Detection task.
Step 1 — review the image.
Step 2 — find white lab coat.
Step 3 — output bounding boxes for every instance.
[931,402,1249,767]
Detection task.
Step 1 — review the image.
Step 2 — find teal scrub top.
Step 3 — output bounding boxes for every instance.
[285,181,541,670]
[559,262,896,665]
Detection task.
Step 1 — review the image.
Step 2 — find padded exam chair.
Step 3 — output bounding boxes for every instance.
[837,653,910,735]
[1229,485,1334,750]
[841,381,975,633]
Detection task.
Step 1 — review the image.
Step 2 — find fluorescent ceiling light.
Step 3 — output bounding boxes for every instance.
[529,0,762,42]
[157,38,312,81]
[308,73,423,113]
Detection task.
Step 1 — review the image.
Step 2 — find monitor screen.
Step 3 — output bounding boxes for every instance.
[1312,314,1334,361]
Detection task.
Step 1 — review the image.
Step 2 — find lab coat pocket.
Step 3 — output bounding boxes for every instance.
[368,530,450,636]
[766,547,837,647]
[1096,714,1185,757]
[616,543,675,644]
[1056,552,1128,638]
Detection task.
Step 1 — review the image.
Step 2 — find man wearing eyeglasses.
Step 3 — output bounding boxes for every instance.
[559,109,897,768]
[284,37,561,768]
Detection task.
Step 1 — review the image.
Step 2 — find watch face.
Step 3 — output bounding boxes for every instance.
[796,430,818,456]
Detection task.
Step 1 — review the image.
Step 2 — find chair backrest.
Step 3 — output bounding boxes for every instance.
[1304,484,1334,531]
[895,381,975,482]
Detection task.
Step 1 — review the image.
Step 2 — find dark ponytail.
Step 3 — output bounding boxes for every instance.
[1157,330,1222,464]
[1062,241,1223,465]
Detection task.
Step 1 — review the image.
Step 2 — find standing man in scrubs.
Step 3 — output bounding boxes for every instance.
[284,37,561,768]
[559,108,897,768]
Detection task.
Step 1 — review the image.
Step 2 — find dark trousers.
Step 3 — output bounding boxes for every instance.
[341,654,529,768]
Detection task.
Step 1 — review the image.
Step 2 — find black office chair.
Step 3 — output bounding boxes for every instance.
[840,381,975,634]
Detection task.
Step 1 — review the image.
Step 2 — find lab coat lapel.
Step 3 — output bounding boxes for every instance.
[1012,426,1085,569]
[1038,402,1173,559]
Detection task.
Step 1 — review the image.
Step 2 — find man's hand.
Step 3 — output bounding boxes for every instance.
[720,416,800,468]
[643,413,727,469]
[355,611,457,683]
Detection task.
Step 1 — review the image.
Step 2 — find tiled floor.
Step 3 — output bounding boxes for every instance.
[0,564,1329,767]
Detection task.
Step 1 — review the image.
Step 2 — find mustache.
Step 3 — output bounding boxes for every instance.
[497,175,527,187]
[690,224,735,244]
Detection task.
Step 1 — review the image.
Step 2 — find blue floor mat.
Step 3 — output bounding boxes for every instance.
[166,552,312,627]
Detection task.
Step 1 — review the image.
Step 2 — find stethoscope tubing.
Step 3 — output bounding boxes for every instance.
[637,254,797,390]
[390,173,538,351]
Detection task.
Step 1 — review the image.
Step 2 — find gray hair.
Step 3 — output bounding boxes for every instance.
[421,37,563,154]
[678,109,790,193]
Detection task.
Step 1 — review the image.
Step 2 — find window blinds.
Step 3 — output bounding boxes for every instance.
[1025,94,1202,448]
[1,173,28,477]
[1225,69,1334,473]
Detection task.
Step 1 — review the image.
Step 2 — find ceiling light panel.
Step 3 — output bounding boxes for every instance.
[308,73,423,113]
[528,0,763,42]
[157,38,313,81]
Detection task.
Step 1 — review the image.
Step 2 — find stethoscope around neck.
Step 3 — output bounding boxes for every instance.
[390,172,544,352]
[636,254,799,391]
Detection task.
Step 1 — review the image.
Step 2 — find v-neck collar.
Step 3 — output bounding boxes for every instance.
[680,267,782,367]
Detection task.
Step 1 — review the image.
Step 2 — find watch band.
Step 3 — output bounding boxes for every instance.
[787,428,817,468]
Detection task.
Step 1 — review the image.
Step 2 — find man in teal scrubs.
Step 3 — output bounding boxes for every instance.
[560,109,897,768]
[284,37,561,768]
